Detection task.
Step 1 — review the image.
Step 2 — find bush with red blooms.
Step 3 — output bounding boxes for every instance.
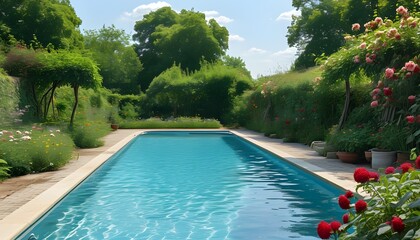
[317,163,419,239]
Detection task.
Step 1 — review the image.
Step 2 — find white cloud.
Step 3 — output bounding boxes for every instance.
[273,47,298,56]
[203,10,233,25]
[276,9,301,21]
[249,47,267,54]
[122,1,171,20]
[229,34,245,42]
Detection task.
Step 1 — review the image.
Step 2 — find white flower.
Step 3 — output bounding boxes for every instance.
[24,131,31,135]
[9,139,13,142]
[56,129,61,133]
[21,136,31,141]
[9,135,14,139]
[50,133,55,137]
[16,130,22,135]
[49,162,54,166]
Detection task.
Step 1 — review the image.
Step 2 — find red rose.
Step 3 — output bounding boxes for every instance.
[406,115,415,123]
[400,163,414,173]
[416,156,420,169]
[354,168,370,183]
[355,200,368,213]
[369,171,379,181]
[383,87,392,96]
[338,195,351,209]
[345,190,354,198]
[391,216,405,233]
[330,221,341,232]
[385,166,395,174]
[342,213,349,224]
[408,95,416,104]
[317,221,332,239]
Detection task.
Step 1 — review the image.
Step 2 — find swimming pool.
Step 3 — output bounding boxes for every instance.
[19,131,344,239]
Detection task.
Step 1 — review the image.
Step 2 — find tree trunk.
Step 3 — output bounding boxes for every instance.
[338,79,351,130]
[70,84,79,128]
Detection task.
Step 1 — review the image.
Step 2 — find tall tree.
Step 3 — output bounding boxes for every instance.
[84,25,143,94]
[0,0,83,49]
[133,7,229,90]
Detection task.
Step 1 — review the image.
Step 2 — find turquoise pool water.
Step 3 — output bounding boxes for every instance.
[20,131,344,239]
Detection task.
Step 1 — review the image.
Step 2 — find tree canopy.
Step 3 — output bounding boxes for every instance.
[133,7,229,90]
[288,0,419,69]
[83,25,143,94]
[0,0,83,49]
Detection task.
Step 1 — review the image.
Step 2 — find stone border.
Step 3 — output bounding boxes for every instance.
[0,129,357,239]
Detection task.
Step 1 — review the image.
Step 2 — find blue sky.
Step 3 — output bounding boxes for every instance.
[69,0,300,78]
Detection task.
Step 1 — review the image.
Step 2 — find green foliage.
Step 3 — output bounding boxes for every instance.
[0,159,11,181]
[0,127,74,176]
[133,7,230,90]
[0,71,19,126]
[0,0,83,49]
[339,169,420,239]
[328,125,376,153]
[83,25,143,94]
[143,63,253,123]
[69,121,110,148]
[119,117,222,129]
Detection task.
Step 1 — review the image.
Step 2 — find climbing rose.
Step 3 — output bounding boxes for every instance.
[405,61,417,72]
[406,115,415,123]
[370,101,378,107]
[416,156,420,169]
[330,221,341,232]
[345,190,354,198]
[400,163,414,173]
[354,168,370,183]
[385,68,394,79]
[369,171,379,181]
[338,195,351,209]
[385,166,395,174]
[355,200,368,213]
[365,57,373,63]
[359,42,366,49]
[317,221,332,239]
[408,95,416,104]
[352,23,360,31]
[374,17,383,24]
[396,6,408,16]
[383,87,392,96]
[391,216,405,233]
[371,88,381,96]
[342,213,349,224]
[353,55,360,63]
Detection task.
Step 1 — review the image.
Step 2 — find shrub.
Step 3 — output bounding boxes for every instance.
[0,127,74,176]
[317,164,420,239]
[70,121,110,148]
[119,117,222,129]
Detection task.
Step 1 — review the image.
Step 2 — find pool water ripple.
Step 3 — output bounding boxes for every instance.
[20,132,343,240]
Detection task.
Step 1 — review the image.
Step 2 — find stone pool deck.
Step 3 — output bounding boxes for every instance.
[0,128,372,239]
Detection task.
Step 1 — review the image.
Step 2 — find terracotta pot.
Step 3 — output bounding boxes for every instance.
[110,124,119,130]
[364,151,372,163]
[336,152,360,163]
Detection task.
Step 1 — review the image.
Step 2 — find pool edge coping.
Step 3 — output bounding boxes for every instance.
[0,129,357,239]
[0,131,143,240]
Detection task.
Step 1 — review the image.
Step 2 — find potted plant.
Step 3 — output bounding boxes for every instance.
[370,125,398,169]
[109,107,121,131]
[327,126,373,163]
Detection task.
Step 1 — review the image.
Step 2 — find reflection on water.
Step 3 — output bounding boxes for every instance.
[20,132,343,240]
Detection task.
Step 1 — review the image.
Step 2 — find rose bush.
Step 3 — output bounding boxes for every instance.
[317,162,420,239]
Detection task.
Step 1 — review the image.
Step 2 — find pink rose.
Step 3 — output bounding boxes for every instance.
[365,57,373,63]
[385,68,394,79]
[352,23,360,31]
[371,88,381,96]
[387,28,397,37]
[370,100,379,107]
[376,81,384,88]
[359,42,366,49]
[396,6,408,16]
[374,17,383,24]
[353,55,360,63]
[405,61,416,72]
